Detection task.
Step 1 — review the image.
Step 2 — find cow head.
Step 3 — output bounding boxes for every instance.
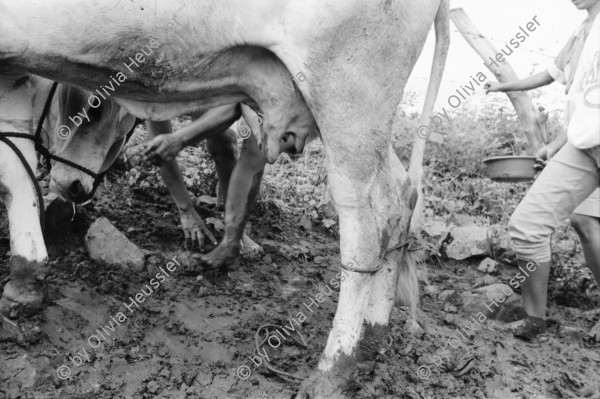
[48,84,136,203]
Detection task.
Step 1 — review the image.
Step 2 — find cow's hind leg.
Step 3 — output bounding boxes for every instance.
[0,139,49,318]
[297,124,415,398]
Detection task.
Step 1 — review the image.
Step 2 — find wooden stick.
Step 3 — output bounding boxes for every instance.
[450,8,549,152]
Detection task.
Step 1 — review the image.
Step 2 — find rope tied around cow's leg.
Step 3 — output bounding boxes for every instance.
[338,238,420,274]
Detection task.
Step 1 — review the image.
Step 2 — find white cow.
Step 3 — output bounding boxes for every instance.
[0,1,449,397]
[0,72,136,319]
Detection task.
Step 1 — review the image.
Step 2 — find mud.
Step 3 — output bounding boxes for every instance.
[1,154,599,399]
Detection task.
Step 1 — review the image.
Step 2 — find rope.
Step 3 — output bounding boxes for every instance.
[338,239,420,274]
[0,81,110,228]
[253,324,307,384]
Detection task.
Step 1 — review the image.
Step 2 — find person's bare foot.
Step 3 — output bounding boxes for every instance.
[193,240,241,271]
[240,224,262,257]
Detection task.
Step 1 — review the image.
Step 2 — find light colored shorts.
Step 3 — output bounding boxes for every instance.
[509,143,600,263]
[574,188,600,217]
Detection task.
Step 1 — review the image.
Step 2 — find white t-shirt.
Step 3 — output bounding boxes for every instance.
[567,15,600,149]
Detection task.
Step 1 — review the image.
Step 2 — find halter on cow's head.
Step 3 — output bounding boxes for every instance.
[48,83,136,203]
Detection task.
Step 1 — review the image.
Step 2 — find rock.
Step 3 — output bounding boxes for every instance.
[560,326,584,342]
[198,195,218,205]
[422,219,450,238]
[444,226,490,260]
[443,302,459,313]
[438,290,456,302]
[460,284,524,323]
[589,321,600,342]
[424,285,440,296]
[478,257,498,274]
[147,380,160,394]
[85,217,145,272]
[489,225,517,265]
[416,267,429,283]
[446,213,477,227]
[473,275,498,288]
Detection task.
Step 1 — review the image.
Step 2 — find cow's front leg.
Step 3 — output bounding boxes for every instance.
[297,139,409,398]
[0,140,49,318]
[196,133,266,270]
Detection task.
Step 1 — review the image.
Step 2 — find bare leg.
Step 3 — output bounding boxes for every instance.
[570,214,600,339]
[146,120,216,248]
[570,214,600,284]
[197,133,266,270]
[206,129,263,256]
[206,128,238,203]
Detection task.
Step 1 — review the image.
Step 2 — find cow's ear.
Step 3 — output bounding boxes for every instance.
[118,108,137,136]
[57,84,88,129]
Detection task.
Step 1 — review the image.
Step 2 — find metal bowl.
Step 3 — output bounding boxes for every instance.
[483,156,538,182]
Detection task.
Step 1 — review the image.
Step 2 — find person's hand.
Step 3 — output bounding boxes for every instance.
[534,144,558,169]
[484,81,503,94]
[143,134,184,165]
[179,207,217,249]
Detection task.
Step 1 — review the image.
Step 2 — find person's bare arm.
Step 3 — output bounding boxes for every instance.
[143,104,241,163]
[535,131,567,166]
[145,120,216,248]
[485,71,555,94]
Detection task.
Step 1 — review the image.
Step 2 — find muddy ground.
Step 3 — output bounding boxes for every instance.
[1,128,600,399]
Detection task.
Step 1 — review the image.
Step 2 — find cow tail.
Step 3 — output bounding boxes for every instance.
[408,0,450,233]
[396,0,449,328]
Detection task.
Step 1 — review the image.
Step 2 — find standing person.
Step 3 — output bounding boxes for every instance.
[484,0,600,340]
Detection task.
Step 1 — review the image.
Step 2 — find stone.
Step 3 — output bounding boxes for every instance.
[489,225,517,265]
[460,284,525,323]
[438,290,456,302]
[444,226,490,260]
[446,213,477,227]
[422,219,450,239]
[477,257,498,274]
[424,285,440,296]
[85,217,145,272]
[589,321,600,342]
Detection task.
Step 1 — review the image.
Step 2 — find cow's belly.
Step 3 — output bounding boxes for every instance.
[25,44,287,120]
[0,0,325,117]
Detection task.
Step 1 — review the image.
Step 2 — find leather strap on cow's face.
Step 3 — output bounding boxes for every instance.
[0,81,108,229]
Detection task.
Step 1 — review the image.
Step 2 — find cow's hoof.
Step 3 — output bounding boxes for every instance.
[0,281,46,319]
[240,233,263,257]
[296,372,349,399]
[194,241,240,271]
